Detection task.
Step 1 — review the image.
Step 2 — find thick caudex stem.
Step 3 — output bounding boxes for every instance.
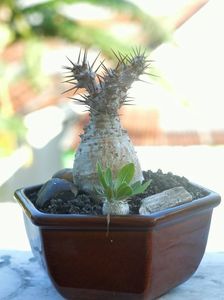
[64,48,151,196]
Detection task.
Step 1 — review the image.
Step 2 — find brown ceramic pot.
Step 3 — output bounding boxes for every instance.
[14,184,220,300]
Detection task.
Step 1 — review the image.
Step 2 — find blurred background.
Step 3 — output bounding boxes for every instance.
[0,0,223,243]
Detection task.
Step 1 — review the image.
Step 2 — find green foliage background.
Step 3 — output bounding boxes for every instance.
[0,0,170,156]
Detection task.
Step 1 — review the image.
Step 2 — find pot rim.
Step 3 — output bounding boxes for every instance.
[14,183,221,230]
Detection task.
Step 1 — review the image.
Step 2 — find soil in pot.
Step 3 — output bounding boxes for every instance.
[27,169,208,215]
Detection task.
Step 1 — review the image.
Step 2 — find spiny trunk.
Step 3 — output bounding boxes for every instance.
[64,49,151,197]
[73,114,142,195]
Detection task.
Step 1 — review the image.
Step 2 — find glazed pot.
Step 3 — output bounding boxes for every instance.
[14,184,221,300]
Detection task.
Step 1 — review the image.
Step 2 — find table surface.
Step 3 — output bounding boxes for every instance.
[0,249,223,300]
[0,202,224,300]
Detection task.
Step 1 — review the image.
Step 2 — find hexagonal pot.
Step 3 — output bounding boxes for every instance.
[14,184,220,300]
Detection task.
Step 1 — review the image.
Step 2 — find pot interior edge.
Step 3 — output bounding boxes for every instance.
[14,184,221,230]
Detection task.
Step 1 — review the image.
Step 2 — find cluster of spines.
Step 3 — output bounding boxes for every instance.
[63,48,152,114]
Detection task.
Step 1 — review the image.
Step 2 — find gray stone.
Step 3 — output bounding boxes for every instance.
[36,178,78,208]
[139,186,193,215]
[52,168,73,183]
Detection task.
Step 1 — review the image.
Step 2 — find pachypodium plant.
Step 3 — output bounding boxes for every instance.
[64,48,151,197]
[96,162,151,215]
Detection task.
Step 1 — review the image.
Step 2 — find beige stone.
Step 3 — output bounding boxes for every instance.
[139,186,193,215]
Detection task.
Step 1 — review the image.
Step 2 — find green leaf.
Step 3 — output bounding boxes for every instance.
[131,180,151,196]
[116,163,135,187]
[104,186,113,201]
[96,162,149,203]
[131,181,142,192]
[94,186,104,196]
[141,180,151,191]
[105,167,113,187]
[116,183,133,200]
[96,162,108,190]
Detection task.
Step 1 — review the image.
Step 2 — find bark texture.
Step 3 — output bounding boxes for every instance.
[74,115,142,195]
[64,49,150,196]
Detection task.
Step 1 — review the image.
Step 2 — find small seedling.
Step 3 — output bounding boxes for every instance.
[96,162,151,236]
[96,162,151,215]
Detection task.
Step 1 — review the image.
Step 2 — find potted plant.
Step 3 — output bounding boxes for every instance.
[14,49,221,300]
